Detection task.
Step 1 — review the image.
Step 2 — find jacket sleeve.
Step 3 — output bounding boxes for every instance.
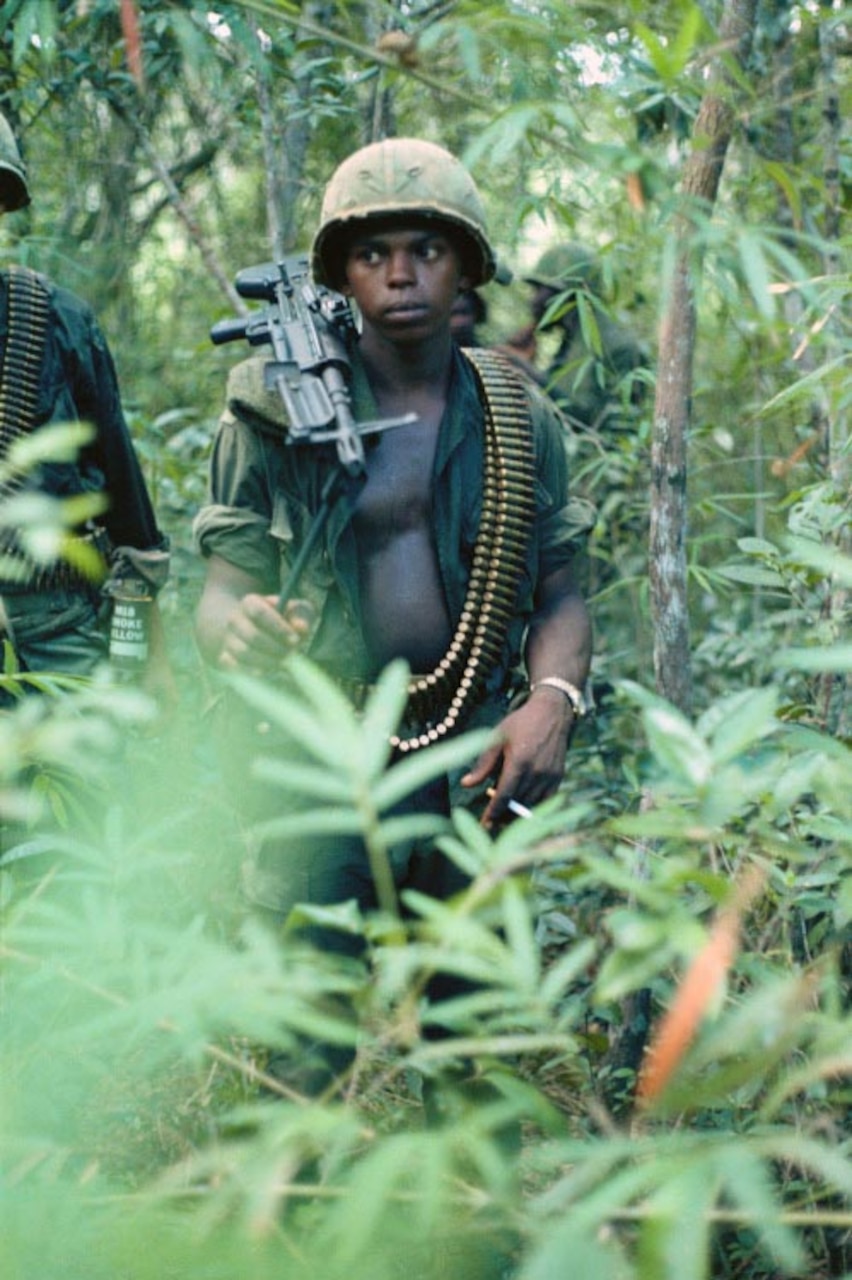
[54,286,166,556]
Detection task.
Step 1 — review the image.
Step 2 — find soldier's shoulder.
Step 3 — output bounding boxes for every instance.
[226,354,290,433]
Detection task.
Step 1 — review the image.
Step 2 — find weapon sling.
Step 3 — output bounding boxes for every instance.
[390,347,536,752]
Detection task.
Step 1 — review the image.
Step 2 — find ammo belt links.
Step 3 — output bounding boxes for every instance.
[390,347,536,753]
[0,264,52,585]
[0,266,101,594]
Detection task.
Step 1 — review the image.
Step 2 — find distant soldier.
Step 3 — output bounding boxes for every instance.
[0,111,173,705]
[501,242,648,432]
[449,286,488,347]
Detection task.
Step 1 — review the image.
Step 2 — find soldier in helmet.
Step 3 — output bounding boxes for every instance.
[0,111,173,706]
[501,241,647,432]
[193,138,593,1094]
[450,286,488,347]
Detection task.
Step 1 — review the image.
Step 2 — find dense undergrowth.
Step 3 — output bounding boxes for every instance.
[0,437,849,1279]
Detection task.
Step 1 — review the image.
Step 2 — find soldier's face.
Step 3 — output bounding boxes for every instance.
[341,219,469,343]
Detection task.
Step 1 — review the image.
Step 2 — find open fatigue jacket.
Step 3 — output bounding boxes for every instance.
[0,270,169,675]
[0,271,166,571]
[194,344,593,699]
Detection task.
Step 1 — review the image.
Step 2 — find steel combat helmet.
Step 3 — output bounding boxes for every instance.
[0,112,31,212]
[525,243,603,296]
[311,138,497,289]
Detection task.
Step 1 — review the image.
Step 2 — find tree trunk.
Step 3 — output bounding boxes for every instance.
[258,2,337,258]
[649,0,759,715]
[611,0,761,1122]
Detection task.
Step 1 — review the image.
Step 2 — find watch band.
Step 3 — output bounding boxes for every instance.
[530,675,587,718]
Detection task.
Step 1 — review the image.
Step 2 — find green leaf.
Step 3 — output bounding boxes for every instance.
[539,938,597,1006]
[638,1165,716,1280]
[736,536,779,557]
[524,1220,629,1280]
[705,687,778,765]
[715,564,786,587]
[718,1149,804,1272]
[761,160,803,229]
[783,535,852,586]
[358,661,410,778]
[643,704,713,788]
[756,1132,852,1199]
[455,22,483,82]
[500,878,540,991]
[577,292,603,356]
[371,728,494,811]
[251,757,357,803]
[256,807,366,841]
[737,230,776,320]
[837,875,852,928]
[6,420,94,469]
[227,667,361,767]
[464,105,540,168]
[773,644,852,672]
[595,945,671,1002]
[374,811,450,849]
[606,907,668,953]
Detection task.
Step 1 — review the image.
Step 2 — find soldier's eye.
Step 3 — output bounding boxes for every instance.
[354,246,382,265]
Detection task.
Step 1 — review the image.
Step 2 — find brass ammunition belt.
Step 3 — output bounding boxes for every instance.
[0,266,51,584]
[0,265,50,472]
[390,348,536,753]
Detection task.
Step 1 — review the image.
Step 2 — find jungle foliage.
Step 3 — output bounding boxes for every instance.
[0,2,849,1278]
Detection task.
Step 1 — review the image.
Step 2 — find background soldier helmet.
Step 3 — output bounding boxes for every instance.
[525,243,603,297]
[311,137,497,289]
[0,111,31,213]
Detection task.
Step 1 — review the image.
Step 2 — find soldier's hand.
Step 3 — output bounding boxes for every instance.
[460,693,573,829]
[218,595,314,673]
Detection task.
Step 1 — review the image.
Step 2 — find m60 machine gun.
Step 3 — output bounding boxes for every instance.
[210,256,415,607]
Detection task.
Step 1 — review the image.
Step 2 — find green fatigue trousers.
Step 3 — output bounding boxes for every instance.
[0,585,109,699]
[211,681,512,1092]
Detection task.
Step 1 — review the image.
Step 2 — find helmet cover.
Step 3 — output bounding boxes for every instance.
[525,243,603,296]
[312,137,497,288]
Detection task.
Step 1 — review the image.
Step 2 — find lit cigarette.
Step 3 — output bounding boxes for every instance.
[487,788,533,819]
[507,798,533,819]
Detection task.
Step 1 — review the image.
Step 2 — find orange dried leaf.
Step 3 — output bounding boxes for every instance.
[637,867,765,1105]
[626,171,647,212]
[119,0,145,91]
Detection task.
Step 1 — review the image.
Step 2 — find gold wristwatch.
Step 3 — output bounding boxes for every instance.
[529,675,588,719]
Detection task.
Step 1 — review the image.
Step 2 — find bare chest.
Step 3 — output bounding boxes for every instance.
[354,417,440,540]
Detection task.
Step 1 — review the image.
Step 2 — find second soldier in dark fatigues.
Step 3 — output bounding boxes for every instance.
[0,112,172,702]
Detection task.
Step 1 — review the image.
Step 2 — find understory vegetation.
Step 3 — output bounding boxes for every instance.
[1,1,849,1277]
[1,455,848,1280]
